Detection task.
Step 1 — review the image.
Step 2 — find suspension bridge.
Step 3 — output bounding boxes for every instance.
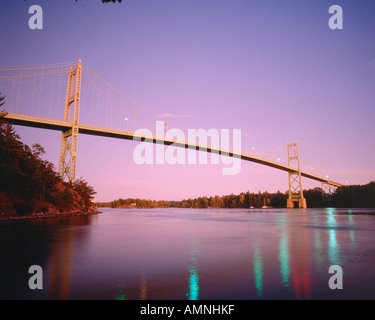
[0,60,343,208]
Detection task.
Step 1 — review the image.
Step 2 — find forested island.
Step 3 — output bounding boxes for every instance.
[97,181,375,209]
[0,106,97,218]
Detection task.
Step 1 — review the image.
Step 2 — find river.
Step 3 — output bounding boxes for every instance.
[1,207,375,300]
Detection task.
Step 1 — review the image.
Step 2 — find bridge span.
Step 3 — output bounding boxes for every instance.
[3,112,343,189]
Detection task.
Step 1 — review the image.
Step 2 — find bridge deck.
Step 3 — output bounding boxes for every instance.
[2,113,343,188]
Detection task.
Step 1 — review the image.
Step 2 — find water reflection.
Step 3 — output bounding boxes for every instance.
[279,233,290,288]
[326,208,340,266]
[314,227,324,272]
[349,230,355,245]
[114,274,147,300]
[48,232,72,300]
[290,212,311,300]
[115,281,127,300]
[347,210,356,246]
[328,229,340,265]
[1,208,374,300]
[348,209,353,224]
[139,274,148,300]
[186,240,200,300]
[253,245,263,297]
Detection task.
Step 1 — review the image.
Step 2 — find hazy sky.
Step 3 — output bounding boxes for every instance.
[1,0,375,201]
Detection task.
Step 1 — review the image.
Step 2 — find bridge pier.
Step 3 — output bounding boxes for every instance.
[287,197,307,209]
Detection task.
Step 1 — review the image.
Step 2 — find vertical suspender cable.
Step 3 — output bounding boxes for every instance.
[91,75,95,125]
[10,76,15,113]
[16,67,22,113]
[37,65,44,116]
[50,71,55,119]
[57,65,63,120]
[31,71,36,115]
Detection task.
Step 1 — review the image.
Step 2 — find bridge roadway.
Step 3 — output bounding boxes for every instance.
[2,113,343,188]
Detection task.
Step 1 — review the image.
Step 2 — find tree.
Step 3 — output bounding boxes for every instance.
[181,201,189,208]
[73,179,97,212]
[238,193,245,208]
[208,196,217,208]
[194,197,202,208]
[201,196,209,208]
[303,188,323,207]
[1,104,97,216]
[0,120,37,215]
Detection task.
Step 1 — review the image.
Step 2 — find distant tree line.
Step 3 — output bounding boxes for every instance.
[98,190,299,209]
[98,182,375,209]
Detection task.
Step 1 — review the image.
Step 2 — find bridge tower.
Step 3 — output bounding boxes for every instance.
[321,182,336,201]
[286,141,307,208]
[58,60,82,183]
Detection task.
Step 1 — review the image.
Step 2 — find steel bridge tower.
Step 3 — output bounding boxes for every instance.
[287,141,307,208]
[58,60,82,183]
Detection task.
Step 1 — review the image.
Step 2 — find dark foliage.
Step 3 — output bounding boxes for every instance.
[0,106,96,216]
[331,182,375,208]
[73,179,97,212]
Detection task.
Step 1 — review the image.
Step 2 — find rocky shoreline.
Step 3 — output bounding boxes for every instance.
[0,210,101,222]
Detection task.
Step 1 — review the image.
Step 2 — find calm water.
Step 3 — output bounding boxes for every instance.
[1,207,375,300]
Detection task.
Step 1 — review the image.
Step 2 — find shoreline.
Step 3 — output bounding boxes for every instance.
[0,211,101,222]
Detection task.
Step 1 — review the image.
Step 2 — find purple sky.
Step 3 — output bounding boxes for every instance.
[1,0,375,202]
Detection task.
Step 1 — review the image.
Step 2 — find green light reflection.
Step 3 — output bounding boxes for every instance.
[187,264,199,300]
[327,208,340,266]
[253,246,263,297]
[327,208,336,227]
[186,241,199,300]
[348,209,353,223]
[350,230,355,244]
[279,233,290,287]
[114,281,127,300]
